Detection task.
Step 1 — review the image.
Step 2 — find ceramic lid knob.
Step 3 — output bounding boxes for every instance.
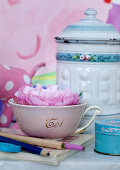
[79,8,102,25]
[84,8,97,16]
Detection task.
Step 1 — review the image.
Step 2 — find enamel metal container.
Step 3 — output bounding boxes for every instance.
[95,119,120,155]
[55,8,120,115]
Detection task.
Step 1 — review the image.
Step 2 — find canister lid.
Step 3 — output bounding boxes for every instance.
[95,119,120,135]
[56,8,120,41]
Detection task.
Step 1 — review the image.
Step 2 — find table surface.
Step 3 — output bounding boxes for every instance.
[0,143,120,170]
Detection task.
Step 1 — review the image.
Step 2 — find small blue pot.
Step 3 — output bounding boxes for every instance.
[95,119,120,155]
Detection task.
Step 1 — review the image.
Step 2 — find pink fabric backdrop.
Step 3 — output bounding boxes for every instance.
[0,0,111,75]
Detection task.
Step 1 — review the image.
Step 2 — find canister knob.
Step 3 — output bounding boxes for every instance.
[78,8,102,25]
[84,8,97,17]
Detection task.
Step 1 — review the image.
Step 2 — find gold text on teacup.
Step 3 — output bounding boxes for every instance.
[46,118,64,128]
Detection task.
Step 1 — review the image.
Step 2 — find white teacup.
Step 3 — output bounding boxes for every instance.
[9,99,102,138]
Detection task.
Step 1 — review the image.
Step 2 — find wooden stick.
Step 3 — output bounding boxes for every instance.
[0,135,50,156]
[0,131,65,150]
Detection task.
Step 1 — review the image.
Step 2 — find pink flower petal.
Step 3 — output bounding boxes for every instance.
[14,84,81,106]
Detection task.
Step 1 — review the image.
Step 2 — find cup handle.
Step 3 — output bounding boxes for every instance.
[74,105,102,134]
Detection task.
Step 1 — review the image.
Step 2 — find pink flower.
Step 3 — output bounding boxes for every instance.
[14,84,81,106]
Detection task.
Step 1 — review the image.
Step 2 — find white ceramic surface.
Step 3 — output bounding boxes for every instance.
[57,62,120,115]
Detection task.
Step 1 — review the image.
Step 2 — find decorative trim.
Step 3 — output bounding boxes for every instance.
[95,120,120,135]
[56,52,120,62]
[65,25,115,31]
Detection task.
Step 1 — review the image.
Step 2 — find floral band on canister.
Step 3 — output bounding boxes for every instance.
[95,120,120,135]
[56,52,120,62]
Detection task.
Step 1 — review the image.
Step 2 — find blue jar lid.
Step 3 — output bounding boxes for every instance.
[57,8,120,41]
[95,119,120,135]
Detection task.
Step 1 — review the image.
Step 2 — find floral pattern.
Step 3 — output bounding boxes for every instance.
[56,52,120,62]
[96,120,120,135]
[72,54,96,61]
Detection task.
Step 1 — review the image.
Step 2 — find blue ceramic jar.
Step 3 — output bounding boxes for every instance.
[95,119,120,155]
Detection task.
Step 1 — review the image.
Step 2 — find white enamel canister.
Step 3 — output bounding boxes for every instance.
[55,8,120,118]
